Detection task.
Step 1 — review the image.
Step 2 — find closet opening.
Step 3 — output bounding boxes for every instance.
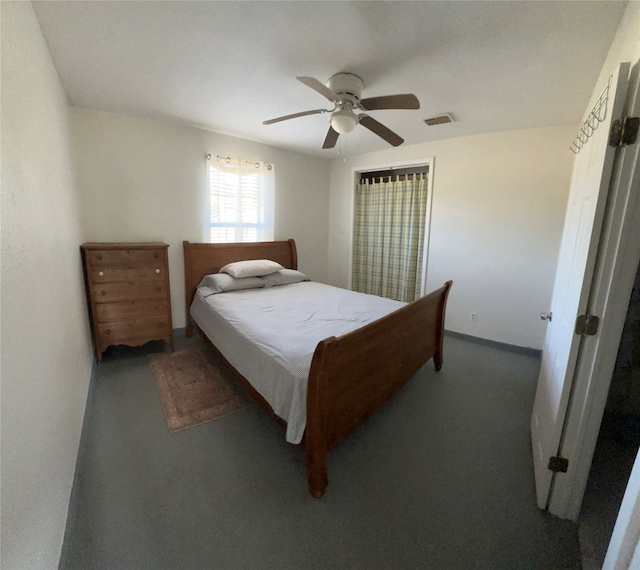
[351,162,433,302]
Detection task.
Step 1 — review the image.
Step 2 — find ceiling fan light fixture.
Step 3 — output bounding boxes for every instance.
[330,108,358,134]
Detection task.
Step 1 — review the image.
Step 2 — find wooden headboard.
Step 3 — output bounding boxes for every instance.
[183,239,298,333]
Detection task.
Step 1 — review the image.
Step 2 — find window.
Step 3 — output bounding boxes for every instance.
[208,155,274,243]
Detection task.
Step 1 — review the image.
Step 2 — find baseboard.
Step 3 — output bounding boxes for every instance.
[444,330,541,358]
[58,356,97,569]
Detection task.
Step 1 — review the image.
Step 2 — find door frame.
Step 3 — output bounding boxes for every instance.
[548,62,640,521]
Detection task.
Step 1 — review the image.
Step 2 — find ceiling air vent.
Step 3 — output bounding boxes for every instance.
[424,113,454,126]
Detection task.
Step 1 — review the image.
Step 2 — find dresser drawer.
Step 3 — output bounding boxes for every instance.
[87,248,165,265]
[97,316,170,346]
[91,281,168,302]
[91,263,166,283]
[95,299,170,323]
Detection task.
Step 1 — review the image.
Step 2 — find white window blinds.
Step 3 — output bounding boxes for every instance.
[208,155,274,243]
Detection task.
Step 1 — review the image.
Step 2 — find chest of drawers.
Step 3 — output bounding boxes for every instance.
[80,242,174,361]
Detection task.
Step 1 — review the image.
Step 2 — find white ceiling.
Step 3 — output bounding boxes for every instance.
[33,1,626,159]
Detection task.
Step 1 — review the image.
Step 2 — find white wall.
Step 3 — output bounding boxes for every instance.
[0,2,94,568]
[71,109,330,328]
[328,124,576,349]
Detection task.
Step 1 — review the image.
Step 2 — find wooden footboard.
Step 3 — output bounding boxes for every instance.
[304,280,452,498]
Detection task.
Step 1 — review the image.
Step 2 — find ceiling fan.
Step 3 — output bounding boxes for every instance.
[263,73,420,149]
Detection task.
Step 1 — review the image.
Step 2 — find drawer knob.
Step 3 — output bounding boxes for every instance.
[154,253,160,258]
[155,269,160,274]
[98,271,104,277]
[103,310,108,315]
[105,329,111,335]
[159,323,165,328]
[101,290,107,296]
[97,254,102,260]
[156,286,162,292]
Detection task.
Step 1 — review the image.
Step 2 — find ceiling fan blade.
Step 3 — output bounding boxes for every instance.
[360,94,420,111]
[263,108,327,125]
[322,126,339,149]
[358,114,404,147]
[297,76,340,103]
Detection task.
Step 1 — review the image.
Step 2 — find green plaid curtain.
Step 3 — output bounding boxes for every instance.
[352,173,428,302]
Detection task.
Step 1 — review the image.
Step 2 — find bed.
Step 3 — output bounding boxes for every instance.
[183,239,452,498]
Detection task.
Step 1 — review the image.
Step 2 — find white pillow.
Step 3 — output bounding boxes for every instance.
[197,273,265,296]
[219,259,283,278]
[260,269,309,287]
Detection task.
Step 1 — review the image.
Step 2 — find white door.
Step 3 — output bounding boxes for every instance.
[530,62,630,510]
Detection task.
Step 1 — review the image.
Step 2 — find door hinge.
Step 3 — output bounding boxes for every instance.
[609,116,639,147]
[575,314,600,336]
[548,456,569,473]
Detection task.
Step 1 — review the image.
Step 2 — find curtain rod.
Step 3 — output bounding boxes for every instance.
[205,154,272,170]
[359,164,428,173]
[360,172,427,180]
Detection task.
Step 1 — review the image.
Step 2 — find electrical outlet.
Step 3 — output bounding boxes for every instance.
[470,312,477,322]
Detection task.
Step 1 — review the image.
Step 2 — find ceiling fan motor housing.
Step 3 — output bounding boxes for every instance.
[327,73,364,105]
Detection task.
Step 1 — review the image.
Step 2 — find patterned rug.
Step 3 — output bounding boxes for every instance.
[149,346,248,432]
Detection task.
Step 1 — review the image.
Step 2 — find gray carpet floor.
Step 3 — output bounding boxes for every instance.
[60,331,582,569]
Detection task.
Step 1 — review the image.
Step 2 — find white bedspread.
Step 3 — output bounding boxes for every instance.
[190,281,404,444]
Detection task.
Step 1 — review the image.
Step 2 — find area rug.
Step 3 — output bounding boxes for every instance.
[149,346,248,432]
